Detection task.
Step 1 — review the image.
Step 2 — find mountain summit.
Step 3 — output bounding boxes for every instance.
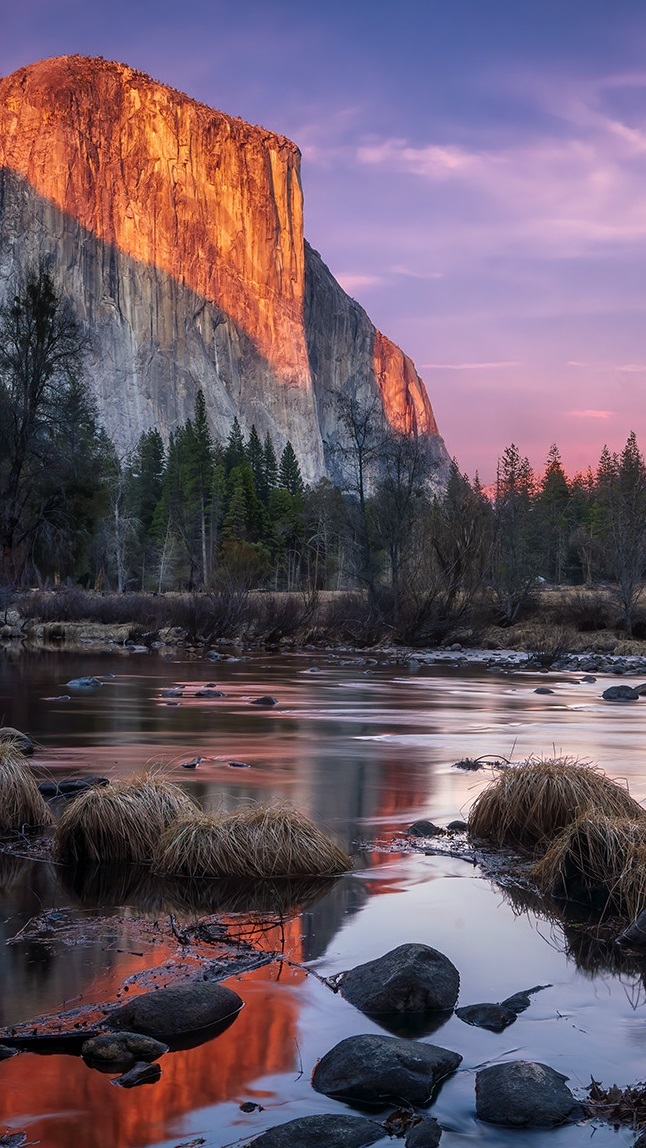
[0,55,448,482]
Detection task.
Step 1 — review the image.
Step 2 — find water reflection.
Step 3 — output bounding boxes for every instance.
[1,652,646,1144]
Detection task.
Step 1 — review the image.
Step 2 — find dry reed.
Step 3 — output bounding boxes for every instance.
[468,756,645,851]
[532,814,646,916]
[54,771,195,864]
[154,804,352,879]
[0,741,53,833]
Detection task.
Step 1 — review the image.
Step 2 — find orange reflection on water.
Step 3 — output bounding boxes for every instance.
[0,957,305,1147]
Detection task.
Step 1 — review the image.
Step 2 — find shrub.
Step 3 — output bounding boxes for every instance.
[154,804,352,879]
[468,757,645,851]
[0,741,53,833]
[54,772,195,864]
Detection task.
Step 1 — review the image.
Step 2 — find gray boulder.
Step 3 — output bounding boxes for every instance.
[81,1031,168,1068]
[602,685,640,702]
[108,982,242,1039]
[246,1114,383,1147]
[476,1061,585,1126]
[340,943,459,1015]
[405,1117,442,1147]
[312,1033,462,1106]
[249,696,279,707]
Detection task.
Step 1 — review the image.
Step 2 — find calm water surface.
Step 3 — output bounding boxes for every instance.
[0,648,644,1147]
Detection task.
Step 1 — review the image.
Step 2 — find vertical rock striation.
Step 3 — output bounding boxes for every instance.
[0,55,448,483]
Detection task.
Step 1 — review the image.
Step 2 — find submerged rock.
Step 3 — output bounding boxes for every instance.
[111,1060,162,1087]
[405,820,445,838]
[246,1114,384,1147]
[312,1033,462,1106]
[81,1031,168,1068]
[339,943,460,1015]
[107,982,243,1039]
[602,685,640,702]
[39,776,110,800]
[0,727,34,755]
[405,1117,442,1147]
[616,909,646,948]
[475,1061,585,1126]
[0,1045,18,1060]
[249,696,279,707]
[195,689,226,697]
[66,676,103,690]
[456,1002,516,1032]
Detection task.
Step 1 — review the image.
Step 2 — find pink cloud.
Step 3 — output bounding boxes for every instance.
[568,409,614,419]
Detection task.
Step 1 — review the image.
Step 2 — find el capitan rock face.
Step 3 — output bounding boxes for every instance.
[0,55,448,482]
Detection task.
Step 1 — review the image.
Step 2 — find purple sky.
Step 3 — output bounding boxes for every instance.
[2,0,645,481]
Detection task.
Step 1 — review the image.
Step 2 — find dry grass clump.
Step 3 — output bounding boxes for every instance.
[0,741,53,833]
[154,804,352,879]
[532,814,646,916]
[54,771,195,864]
[468,757,645,851]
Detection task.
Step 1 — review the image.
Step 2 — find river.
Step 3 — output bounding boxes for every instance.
[0,647,643,1147]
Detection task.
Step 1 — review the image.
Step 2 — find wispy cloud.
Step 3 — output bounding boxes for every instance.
[421,360,521,370]
[334,272,384,293]
[390,264,444,280]
[568,409,614,419]
[568,360,646,372]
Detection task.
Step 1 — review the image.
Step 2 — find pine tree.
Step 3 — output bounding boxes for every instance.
[537,444,571,583]
[224,417,246,475]
[278,441,305,499]
[246,425,265,495]
[262,433,278,498]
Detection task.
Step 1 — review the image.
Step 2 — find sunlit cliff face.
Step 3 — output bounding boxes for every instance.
[0,55,444,473]
[0,56,308,382]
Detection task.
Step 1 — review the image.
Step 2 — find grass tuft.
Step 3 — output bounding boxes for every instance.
[53,771,195,864]
[0,741,53,833]
[532,814,646,917]
[154,804,352,879]
[467,756,645,851]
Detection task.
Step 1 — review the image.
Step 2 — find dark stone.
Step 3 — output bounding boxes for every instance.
[534,687,554,694]
[195,689,226,697]
[249,696,279,707]
[616,909,646,947]
[229,760,250,768]
[246,1114,383,1147]
[340,943,460,1015]
[181,757,201,769]
[405,1116,442,1147]
[456,1003,516,1032]
[475,1061,585,1126]
[239,1101,263,1113]
[580,675,596,683]
[161,688,184,697]
[0,727,34,755]
[111,1060,162,1088]
[634,683,646,696]
[446,820,468,831]
[81,1031,168,1068]
[108,982,243,1039]
[602,685,640,702]
[0,1044,18,1060]
[501,985,551,1015]
[38,776,110,800]
[66,676,103,689]
[406,821,445,838]
[312,1033,462,1107]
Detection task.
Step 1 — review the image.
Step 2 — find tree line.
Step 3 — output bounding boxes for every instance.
[1,267,645,637]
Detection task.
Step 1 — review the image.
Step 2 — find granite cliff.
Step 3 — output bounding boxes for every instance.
[0,55,448,483]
